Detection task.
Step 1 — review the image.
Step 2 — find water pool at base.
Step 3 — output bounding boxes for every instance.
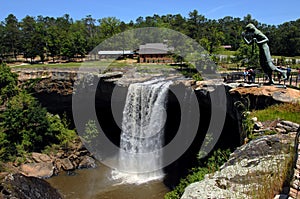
[46,162,170,199]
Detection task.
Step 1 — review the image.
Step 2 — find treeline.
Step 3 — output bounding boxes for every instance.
[0,10,299,62]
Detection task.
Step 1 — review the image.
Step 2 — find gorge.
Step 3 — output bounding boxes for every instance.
[10,67,298,198]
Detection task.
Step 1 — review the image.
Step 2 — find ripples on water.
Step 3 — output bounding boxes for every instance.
[47,163,169,199]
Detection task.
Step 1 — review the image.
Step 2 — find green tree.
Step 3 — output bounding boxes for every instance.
[233,40,259,67]
[243,14,258,26]
[61,21,87,60]
[99,17,122,39]
[0,63,77,160]
[45,19,62,62]
[200,26,224,55]
[277,20,300,56]
[44,15,72,61]
[3,14,21,60]
[35,16,47,62]
[0,64,18,104]
[0,23,7,59]
[82,15,100,52]
[20,16,39,62]
[1,91,51,157]
[218,16,244,50]
[186,10,207,41]
[0,90,77,160]
[169,14,187,33]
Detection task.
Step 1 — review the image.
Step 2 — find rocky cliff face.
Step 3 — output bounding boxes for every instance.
[181,118,300,199]
[229,84,300,109]
[13,69,244,187]
[12,68,122,115]
[181,132,296,199]
[13,69,300,198]
[13,69,244,149]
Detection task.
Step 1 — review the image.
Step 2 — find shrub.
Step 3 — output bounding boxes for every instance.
[0,91,50,158]
[250,102,300,124]
[164,149,231,199]
[0,64,19,104]
[0,91,77,161]
[46,113,77,148]
[0,63,78,161]
[234,97,254,142]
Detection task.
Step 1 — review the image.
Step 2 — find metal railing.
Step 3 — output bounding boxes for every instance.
[223,71,300,88]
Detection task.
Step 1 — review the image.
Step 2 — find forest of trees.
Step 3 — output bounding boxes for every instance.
[0,10,299,62]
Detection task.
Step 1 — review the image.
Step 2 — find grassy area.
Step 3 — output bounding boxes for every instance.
[11,62,82,69]
[11,59,174,71]
[250,102,300,124]
[218,50,236,56]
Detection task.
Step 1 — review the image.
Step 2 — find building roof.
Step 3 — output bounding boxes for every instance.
[138,43,174,55]
[221,45,232,49]
[98,50,133,55]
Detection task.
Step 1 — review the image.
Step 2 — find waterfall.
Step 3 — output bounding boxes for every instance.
[113,79,172,184]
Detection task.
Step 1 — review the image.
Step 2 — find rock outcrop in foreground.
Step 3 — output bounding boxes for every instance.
[181,130,297,199]
[18,140,96,178]
[0,173,62,199]
[229,84,300,109]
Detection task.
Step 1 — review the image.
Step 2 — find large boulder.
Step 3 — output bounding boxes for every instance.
[181,133,296,199]
[60,158,75,171]
[31,152,52,163]
[19,162,54,178]
[78,156,96,169]
[229,85,300,109]
[0,173,62,199]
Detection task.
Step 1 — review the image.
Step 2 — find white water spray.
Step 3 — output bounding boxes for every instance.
[113,79,172,184]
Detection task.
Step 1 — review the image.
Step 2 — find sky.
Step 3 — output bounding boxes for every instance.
[0,0,299,25]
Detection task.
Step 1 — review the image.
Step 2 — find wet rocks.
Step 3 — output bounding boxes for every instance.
[0,173,62,199]
[60,158,75,171]
[17,141,96,179]
[78,156,96,169]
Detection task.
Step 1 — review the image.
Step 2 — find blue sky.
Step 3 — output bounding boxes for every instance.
[0,0,299,25]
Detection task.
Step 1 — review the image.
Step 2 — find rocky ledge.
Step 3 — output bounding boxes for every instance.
[229,84,300,109]
[18,140,96,179]
[181,121,299,199]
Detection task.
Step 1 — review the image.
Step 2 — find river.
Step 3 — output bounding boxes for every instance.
[47,162,169,199]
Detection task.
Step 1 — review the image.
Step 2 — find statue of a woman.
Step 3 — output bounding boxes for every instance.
[242,23,287,84]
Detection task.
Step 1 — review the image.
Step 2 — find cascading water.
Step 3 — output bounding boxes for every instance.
[113,79,172,184]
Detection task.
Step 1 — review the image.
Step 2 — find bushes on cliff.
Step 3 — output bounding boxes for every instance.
[0,63,19,105]
[0,63,77,161]
[1,91,50,158]
[0,91,76,161]
[164,149,231,199]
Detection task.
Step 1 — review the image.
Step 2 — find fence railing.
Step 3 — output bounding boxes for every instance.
[222,71,300,88]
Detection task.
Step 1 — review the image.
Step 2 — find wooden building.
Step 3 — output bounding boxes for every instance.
[138,43,174,63]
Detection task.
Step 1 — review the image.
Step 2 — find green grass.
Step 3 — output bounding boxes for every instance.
[12,62,82,68]
[250,102,300,124]
[11,59,174,71]
[218,50,236,56]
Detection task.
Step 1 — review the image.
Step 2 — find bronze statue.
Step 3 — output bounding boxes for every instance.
[242,23,287,84]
